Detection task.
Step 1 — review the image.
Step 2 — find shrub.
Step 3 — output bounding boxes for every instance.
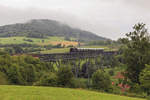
[7,64,24,85]
[111,85,122,94]
[108,70,114,76]
[53,44,62,48]
[0,54,54,85]
[23,39,33,42]
[139,64,150,95]
[57,66,74,87]
[67,45,74,48]
[70,78,88,88]
[34,72,57,86]
[126,92,146,98]
[20,64,37,85]
[92,69,111,91]
[129,83,142,94]
[147,96,150,100]
[0,72,9,85]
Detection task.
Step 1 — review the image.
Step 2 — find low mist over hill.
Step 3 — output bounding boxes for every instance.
[0,19,108,41]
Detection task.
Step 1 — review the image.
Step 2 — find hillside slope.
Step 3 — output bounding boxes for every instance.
[0,85,145,100]
[0,19,107,41]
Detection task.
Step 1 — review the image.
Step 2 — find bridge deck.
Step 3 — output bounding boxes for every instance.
[34,51,117,62]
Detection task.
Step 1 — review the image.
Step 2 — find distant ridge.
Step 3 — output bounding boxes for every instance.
[0,19,108,41]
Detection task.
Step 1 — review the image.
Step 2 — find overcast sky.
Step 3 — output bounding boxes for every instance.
[0,0,150,40]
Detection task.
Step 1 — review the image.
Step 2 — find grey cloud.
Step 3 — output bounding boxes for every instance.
[0,0,150,40]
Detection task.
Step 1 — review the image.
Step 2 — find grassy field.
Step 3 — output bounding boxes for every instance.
[0,85,145,100]
[0,36,78,46]
[0,37,52,44]
[40,48,70,54]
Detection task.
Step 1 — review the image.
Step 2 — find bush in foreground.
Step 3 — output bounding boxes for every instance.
[0,72,9,85]
[34,72,58,86]
[92,69,111,91]
[140,64,150,95]
[57,66,74,87]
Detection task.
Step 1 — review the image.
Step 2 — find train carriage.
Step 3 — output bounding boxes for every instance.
[70,48,104,53]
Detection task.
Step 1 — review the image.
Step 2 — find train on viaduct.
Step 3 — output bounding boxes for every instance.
[33,48,118,62]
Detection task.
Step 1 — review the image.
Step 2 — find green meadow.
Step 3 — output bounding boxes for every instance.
[0,36,65,45]
[40,48,70,54]
[0,85,145,100]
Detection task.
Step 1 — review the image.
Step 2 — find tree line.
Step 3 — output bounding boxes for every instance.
[0,50,119,92]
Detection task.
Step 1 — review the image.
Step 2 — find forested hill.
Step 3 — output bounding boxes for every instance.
[0,19,107,41]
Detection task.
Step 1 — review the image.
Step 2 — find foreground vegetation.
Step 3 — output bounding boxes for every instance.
[0,85,145,100]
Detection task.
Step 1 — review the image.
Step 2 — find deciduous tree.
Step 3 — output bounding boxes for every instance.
[121,23,150,83]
